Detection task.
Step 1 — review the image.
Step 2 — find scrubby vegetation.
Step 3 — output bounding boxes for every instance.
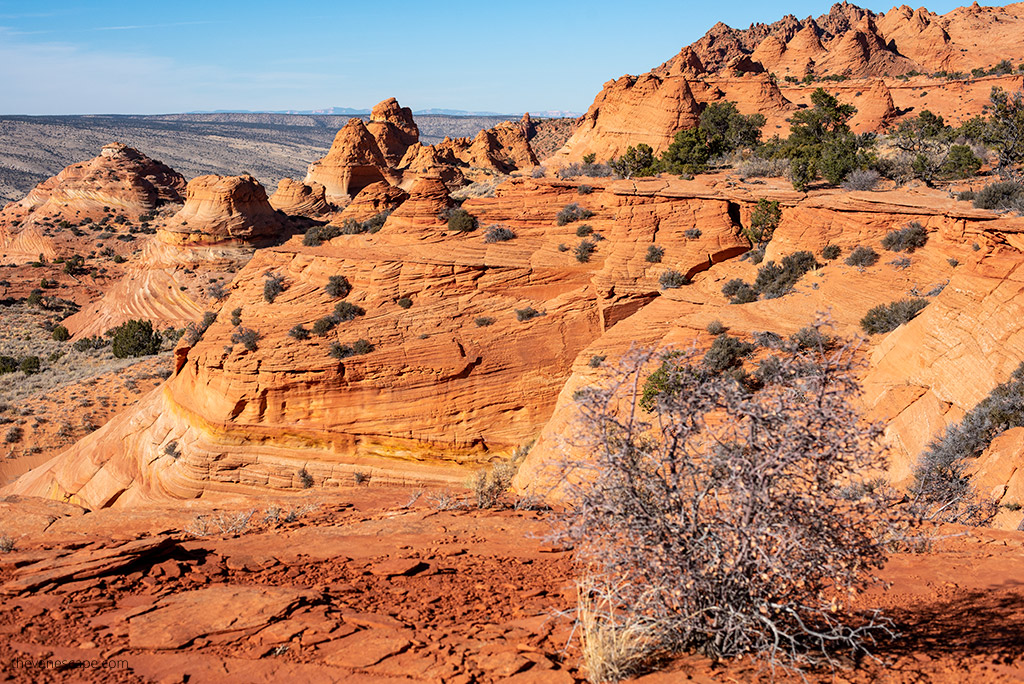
[745,199,781,246]
[329,339,374,359]
[263,274,285,303]
[860,298,929,335]
[841,168,881,191]
[645,245,664,263]
[661,101,765,176]
[658,270,688,289]
[484,225,516,243]
[303,212,392,246]
[446,208,478,233]
[231,327,260,352]
[184,311,217,345]
[574,241,597,263]
[722,251,819,303]
[325,275,351,298]
[882,222,929,253]
[111,320,162,358]
[912,362,1024,525]
[561,324,911,679]
[333,301,365,322]
[845,245,880,268]
[556,203,594,226]
[970,180,1024,212]
[515,307,542,322]
[821,244,841,260]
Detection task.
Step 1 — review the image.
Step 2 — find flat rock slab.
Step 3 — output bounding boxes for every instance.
[319,628,412,668]
[129,584,309,649]
[369,557,429,578]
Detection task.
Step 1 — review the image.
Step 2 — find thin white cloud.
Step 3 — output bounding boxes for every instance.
[92,20,218,31]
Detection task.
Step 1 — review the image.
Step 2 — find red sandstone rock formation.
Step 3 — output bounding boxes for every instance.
[335,182,409,223]
[366,97,420,167]
[849,79,899,133]
[268,179,331,218]
[305,119,391,202]
[553,73,703,163]
[157,174,286,246]
[0,143,185,262]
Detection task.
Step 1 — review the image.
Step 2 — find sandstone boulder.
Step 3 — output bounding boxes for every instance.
[158,174,286,246]
[269,179,331,218]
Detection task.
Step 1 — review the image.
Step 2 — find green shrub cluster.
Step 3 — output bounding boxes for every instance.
[722,251,819,303]
[111,320,162,358]
[881,222,928,253]
[329,339,374,359]
[446,208,478,232]
[860,298,929,334]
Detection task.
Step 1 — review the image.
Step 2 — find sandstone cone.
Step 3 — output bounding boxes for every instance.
[305,119,389,202]
[367,97,419,166]
[850,79,898,133]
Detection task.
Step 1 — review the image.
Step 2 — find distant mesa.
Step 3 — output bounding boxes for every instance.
[157,174,286,246]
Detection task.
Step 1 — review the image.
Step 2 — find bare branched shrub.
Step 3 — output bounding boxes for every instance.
[0,535,14,553]
[841,168,881,191]
[555,323,912,677]
[427,490,465,510]
[188,509,255,537]
[468,458,519,508]
[737,156,790,179]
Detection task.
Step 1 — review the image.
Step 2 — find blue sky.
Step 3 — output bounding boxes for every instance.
[0,0,990,115]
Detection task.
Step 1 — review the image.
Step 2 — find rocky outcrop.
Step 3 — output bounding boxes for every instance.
[0,143,185,262]
[464,123,539,172]
[817,17,919,77]
[379,176,452,234]
[305,119,390,202]
[269,179,331,218]
[552,74,703,163]
[850,79,899,133]
[4,143,184,218]
[157,175,286,246]
[366,97,420,167]
[335,182,409,223]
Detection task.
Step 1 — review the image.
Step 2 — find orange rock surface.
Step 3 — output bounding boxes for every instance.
[157,174,286,246]
[0,143,184,263]
[304,118,391,202]
[268,178,331,218]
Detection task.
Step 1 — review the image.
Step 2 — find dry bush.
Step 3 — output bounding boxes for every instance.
[577,578,664,683]
[555,322,913,678]
[468,459,519,508]
[188,509,255,537]
[451,176,507,200]
[737,156,790,179]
